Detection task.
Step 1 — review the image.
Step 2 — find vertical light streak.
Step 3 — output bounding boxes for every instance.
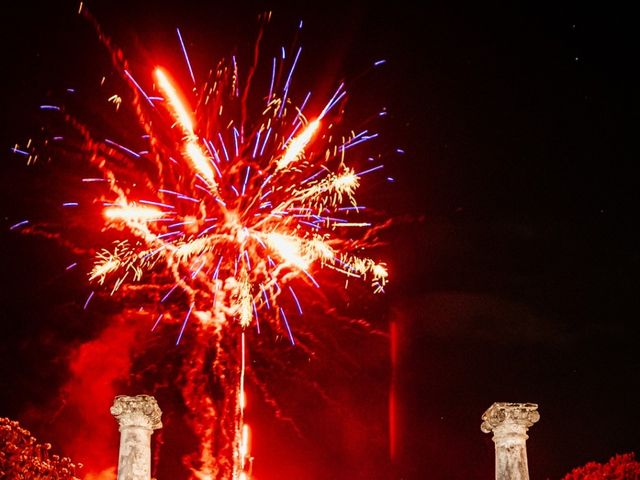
[267,57,276,102]
[83,291,95,310]
[389,320,398,462]
[279,307,295,346]
[176,28,196,85]
[276,119,320,170]
[185,142,217,185]
[288,286,303,315]
[239,332,251,479]
[176,303,194,345]
[319,83,346,118]
[154,67,195,135]
[124,69,156,107]
[154,67,217,187]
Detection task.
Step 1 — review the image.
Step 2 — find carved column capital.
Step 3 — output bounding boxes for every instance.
[481,402,539,435]
[111,395,162,431]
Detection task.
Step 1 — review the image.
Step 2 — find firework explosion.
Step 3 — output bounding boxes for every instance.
[12,7,390,479]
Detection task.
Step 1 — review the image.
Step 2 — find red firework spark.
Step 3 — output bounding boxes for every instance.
[12,7,391,479]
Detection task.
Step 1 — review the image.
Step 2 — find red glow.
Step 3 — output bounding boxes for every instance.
[21,316,139,479]
[16,11,389,478]
[389,320,397,462]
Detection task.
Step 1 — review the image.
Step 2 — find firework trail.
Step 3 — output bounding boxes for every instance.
[12,7,390,479]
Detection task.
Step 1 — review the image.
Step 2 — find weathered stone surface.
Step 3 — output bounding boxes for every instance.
[111,395,162,480]
[482,402,539,480]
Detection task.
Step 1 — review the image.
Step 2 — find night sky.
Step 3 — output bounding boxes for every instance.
[1,1,639,479]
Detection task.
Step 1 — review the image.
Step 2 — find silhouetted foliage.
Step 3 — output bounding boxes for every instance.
[0,417,79,479]
[562,453,640,480]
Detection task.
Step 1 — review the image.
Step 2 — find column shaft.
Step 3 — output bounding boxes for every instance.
[116,425,153,480]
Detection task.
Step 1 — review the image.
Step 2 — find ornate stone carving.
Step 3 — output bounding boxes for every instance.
[481,402,539,434]
[111,395,162,431]
[111,395,162,480]
[481,402,539,480]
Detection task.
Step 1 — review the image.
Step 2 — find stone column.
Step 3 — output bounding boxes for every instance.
[111,395,162,480]
[481,402,540,480]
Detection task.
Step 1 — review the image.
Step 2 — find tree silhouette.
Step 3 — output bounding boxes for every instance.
[1,417,79,479]
[562,452,640,480]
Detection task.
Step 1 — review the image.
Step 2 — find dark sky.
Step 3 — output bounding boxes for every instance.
[1,1,639,479]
